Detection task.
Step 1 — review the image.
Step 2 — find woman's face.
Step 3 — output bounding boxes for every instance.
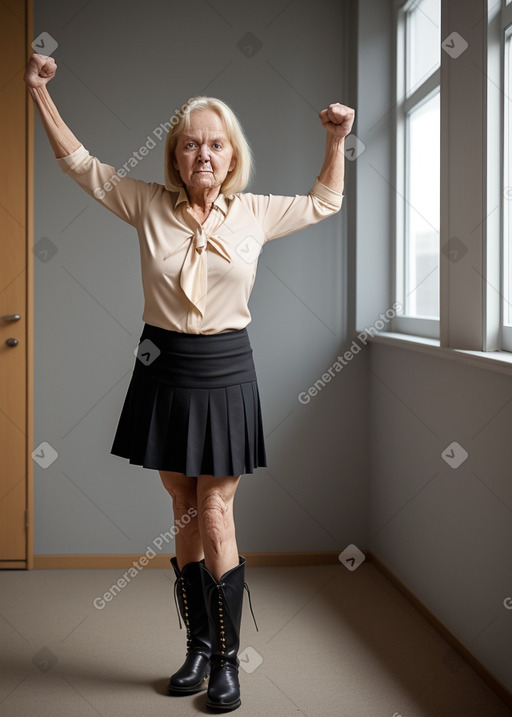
[174,109,235,194]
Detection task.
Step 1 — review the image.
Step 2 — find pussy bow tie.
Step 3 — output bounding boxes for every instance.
[179,225,231,318]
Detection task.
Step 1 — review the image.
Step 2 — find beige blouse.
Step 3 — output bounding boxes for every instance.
[57,145,343,334]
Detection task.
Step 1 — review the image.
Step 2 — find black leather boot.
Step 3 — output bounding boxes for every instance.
[200,556,258,712]
[168,557,212,695]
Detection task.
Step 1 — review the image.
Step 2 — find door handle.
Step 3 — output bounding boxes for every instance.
[1,314,21,321]
[5,338,19,347]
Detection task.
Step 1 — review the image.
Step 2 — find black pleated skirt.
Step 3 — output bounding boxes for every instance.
[110,323,267,477]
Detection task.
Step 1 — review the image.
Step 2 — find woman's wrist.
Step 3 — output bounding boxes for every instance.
[317,133,346,192]
[325,133,346,153]
[30,85,81,158]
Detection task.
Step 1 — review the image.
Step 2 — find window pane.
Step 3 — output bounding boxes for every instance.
[405,91,440,318]
[406,0,441,94]
[505,34,512,326]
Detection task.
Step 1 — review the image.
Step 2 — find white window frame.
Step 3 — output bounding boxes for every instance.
[393,0,441,339]
[388,0,505,353]
[501,0,512,351]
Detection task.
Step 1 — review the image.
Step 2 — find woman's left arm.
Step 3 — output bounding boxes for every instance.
[240,102,355,243]
[317,103,356,194]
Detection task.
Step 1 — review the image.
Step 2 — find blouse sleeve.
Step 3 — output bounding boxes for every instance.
[240,178,343,242]
[56,144,160,227]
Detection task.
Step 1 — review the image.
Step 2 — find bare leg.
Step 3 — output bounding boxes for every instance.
[159,470,202,569]
[197,474,241,581]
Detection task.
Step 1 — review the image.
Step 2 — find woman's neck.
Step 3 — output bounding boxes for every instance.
[186,185,221,213]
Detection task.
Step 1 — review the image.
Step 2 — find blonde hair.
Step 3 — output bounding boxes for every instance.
[164,96,253,196]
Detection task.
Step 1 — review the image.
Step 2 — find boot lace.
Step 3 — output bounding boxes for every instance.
[216,581,259,631]
[173,575,193,654]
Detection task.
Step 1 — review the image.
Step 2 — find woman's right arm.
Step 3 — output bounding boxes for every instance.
[24,53,161,227]
[24,53,81,158]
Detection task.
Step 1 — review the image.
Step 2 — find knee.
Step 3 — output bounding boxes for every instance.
[173,493,198,520]
[200,491,231,546]
[159,472,198,513]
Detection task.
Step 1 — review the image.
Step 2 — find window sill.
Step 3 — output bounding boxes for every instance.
[369,332,512,377]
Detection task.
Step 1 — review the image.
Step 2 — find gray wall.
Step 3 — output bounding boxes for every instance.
[358,0,512,696]
[368,342,512,694]
[33,0,367,555]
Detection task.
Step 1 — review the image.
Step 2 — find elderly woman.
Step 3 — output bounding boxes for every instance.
[24,52,354,712]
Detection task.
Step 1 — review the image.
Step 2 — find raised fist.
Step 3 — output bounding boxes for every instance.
[319,103,355,140]
[23,52,57,89]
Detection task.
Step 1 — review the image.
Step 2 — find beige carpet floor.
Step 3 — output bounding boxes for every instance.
[0,562,509,716]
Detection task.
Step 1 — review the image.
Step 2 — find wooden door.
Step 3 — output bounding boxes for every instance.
[0,0,33,568]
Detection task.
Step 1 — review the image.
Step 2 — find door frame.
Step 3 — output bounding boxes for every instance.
[26,0,34,569]
[0,0,35,569]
